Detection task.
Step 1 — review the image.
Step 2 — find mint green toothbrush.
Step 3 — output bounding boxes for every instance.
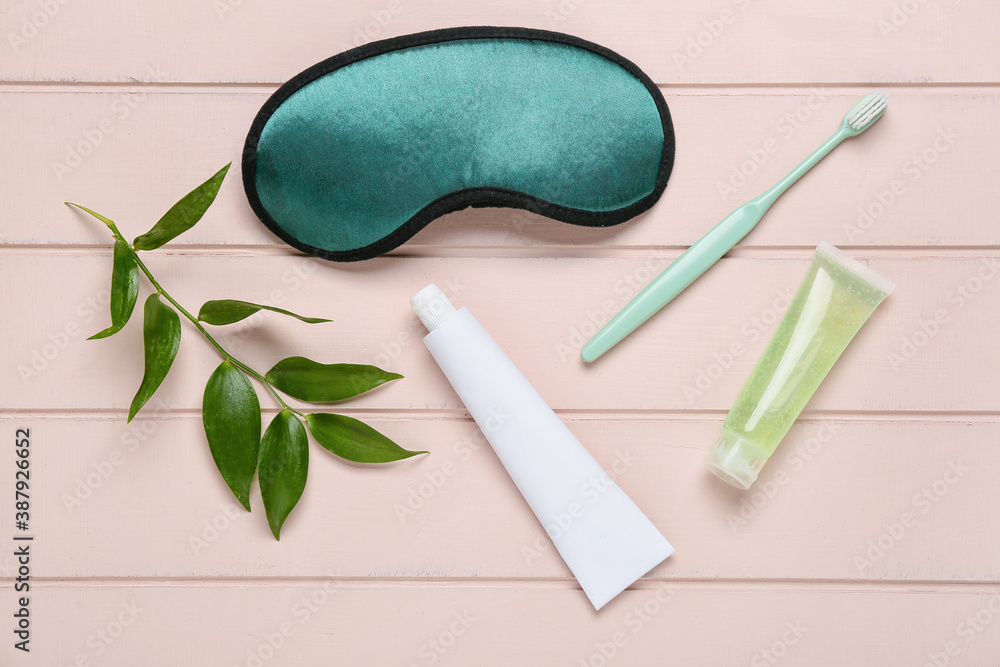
[581,92,888,363]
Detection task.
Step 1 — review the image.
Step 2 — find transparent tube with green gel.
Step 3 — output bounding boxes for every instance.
[708,242,895,489]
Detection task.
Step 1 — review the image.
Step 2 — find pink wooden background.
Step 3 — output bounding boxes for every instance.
[2,0,999,664]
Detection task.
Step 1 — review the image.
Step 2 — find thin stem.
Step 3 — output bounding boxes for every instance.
[229,357,305,419]
[103,219,305,418]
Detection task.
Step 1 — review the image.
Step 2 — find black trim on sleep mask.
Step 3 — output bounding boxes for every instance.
[242,26,675,262]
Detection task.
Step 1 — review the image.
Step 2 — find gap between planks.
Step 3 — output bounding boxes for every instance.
[2,408,997,424]
[3,245,1000,259]
[2,81,1000,94]
[10,577,1000,595]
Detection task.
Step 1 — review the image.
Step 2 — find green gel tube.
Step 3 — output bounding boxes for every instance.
[708,242,895,489]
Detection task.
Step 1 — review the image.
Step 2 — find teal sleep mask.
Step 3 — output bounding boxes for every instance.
[242,27,674,261]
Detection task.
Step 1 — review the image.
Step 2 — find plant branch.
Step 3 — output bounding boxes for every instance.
[75,205,305,419]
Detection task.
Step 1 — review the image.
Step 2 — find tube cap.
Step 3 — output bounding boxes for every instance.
[410,283,457,332]
[707,430,769,490]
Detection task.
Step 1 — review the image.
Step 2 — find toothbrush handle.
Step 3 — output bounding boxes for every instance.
[757,128,847,209]
[581,128,852,363]
[581,202,764,362]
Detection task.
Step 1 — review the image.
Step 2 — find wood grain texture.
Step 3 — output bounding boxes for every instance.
[2,253,995,411]
[21,584,1000,666]
[0,90,990,248]
[1,0,997,664]
[1,415,995,582]
[0,0,996,84]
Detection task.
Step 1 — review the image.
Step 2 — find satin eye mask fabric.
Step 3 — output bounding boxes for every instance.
[242,27,675,262]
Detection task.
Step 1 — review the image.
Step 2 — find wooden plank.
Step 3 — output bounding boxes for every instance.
[0,0,995,84]
[19,583,1000,665]
[1,90,989,248]
[3,415,995,581]
[2,253,997,411]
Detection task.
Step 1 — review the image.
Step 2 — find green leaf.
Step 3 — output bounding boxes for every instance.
[202,360,262,511]
[266,357,402,403]
[305,413,426,463]
[198,299,331,326]
[65,202,117,230]
[258,410,308,540]
[133,163,231,250]
[89,239,140,339]
[128,294,181,422]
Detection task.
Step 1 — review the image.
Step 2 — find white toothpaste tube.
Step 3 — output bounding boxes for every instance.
[411,284,673,610]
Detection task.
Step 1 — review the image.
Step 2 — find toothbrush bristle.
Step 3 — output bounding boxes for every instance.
[846,92,888,131]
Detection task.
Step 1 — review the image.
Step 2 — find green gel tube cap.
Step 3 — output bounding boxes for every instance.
[708,431,770,491]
